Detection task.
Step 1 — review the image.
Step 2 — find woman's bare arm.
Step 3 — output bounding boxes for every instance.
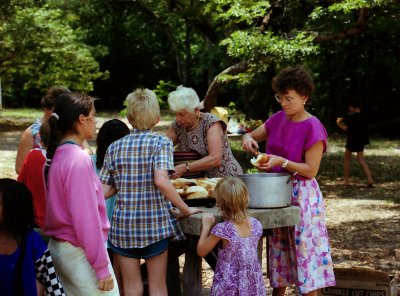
[15,128,34,174]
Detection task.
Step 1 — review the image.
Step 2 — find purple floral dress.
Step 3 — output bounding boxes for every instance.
[264,111,336,293]
[210,217,266,296]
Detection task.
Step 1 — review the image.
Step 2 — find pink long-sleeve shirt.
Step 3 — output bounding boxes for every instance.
[44,143,110,279]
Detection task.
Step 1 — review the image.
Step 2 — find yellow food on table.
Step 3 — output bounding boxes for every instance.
[172,177,221,199]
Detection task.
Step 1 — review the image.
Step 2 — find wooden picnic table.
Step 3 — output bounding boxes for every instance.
[167,205,301,296]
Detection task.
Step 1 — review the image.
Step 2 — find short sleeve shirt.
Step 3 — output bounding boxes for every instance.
[264,111,327,178]
[99,130,185,248]
[171,113,243,177]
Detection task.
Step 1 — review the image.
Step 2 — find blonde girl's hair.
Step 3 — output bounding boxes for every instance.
[168,85,200,113]
[214,176,249,222]
[126,88,160,130]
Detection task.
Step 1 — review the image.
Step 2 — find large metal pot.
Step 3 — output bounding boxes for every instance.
[238,173,292,208]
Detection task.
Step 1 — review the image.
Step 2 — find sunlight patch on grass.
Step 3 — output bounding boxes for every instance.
[0,108,42,119]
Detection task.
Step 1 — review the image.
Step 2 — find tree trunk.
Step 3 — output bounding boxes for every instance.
[203,61,249,112]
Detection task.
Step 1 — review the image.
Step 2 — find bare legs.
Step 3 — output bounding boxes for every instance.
[146,250,168,296]
[116,250,168,296]
[343,148,351,185]
[272,287,318,296]
[343,148,374,186]
[356,151,374,185]
[112,254,124,296]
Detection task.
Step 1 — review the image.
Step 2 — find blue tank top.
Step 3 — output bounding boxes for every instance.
[30,119,42,148]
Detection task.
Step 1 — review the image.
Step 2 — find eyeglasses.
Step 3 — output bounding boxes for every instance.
[275,93,295,104]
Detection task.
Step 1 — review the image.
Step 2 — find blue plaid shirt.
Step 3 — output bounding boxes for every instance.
[99,129,185,248]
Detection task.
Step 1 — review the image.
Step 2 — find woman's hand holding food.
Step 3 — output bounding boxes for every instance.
[252,154,288,171]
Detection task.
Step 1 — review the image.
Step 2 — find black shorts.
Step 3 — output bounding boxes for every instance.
[345,143,365,152]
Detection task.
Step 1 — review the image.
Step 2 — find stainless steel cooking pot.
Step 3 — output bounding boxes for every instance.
[238,173,292,208]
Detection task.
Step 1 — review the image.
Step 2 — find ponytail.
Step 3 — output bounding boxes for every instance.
[41,116,63,185]
[41,92,94,185]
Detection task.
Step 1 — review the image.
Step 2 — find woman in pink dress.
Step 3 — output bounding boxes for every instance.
[197,176,266,296]
[242,65,336,295]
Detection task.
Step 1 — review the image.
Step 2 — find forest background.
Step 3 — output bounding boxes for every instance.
[0,0,399,135]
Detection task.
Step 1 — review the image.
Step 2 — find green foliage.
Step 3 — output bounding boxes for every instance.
[206,0,270,25]
[0,1,105,106]
[1,0,399,136]
[221,30,318,73]
[204,0,320,85]
[154,80,177,110]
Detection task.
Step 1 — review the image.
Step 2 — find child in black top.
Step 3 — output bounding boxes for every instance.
[336,100,375,187]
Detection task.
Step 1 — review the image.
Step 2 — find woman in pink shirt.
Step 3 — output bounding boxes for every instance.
[41,92,118,295]
[242,66,335,295]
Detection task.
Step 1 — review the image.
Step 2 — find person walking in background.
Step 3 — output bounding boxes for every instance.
[336,100,375,187]
[0,178,65,296]
[92,118,130,291]
[15,85,92,175]
[197,176,266,296]
[99,88,202,295]
[41,92,118,295]
[242,65,335,295]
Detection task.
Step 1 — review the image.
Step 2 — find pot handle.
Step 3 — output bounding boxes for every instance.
[286,171,298,184]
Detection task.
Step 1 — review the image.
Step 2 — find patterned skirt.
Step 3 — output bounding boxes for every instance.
[268,178,336,293]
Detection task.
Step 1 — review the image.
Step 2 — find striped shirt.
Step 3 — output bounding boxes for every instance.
[99,129,185,248]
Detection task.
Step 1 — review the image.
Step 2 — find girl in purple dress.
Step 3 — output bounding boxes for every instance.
[197,176,266,296]
[242,65,335,295]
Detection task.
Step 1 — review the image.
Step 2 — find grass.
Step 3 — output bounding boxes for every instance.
[0,108,43,119]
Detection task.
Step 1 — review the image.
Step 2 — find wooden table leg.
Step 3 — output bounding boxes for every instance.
[182,235,202,296]
[257,235,264,263]
[167,241,187,296]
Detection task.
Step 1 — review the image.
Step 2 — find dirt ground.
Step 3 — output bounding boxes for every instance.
[1,116,399,295]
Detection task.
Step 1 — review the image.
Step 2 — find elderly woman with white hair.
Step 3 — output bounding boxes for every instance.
[167,86,243,178]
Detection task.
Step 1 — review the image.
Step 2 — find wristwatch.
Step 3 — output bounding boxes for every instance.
[185,162,190,173]
[282,159,289,168]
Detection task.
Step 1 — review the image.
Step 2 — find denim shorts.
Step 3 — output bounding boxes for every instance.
[109,238,169,259]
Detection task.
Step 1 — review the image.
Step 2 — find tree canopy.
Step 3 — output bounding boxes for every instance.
[1,0,399,134]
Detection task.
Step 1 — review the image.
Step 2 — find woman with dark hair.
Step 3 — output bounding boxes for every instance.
[15,85,93,174]
[91,119,130,291]
[242,66,336,295]
[0,178,65,295]
[41,92,118,295]
[93,119,130,221]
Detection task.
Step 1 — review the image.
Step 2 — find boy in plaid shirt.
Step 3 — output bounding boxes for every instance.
[100,88,202,295]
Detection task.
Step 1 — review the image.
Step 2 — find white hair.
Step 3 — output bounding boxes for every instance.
[168,85,200,113]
